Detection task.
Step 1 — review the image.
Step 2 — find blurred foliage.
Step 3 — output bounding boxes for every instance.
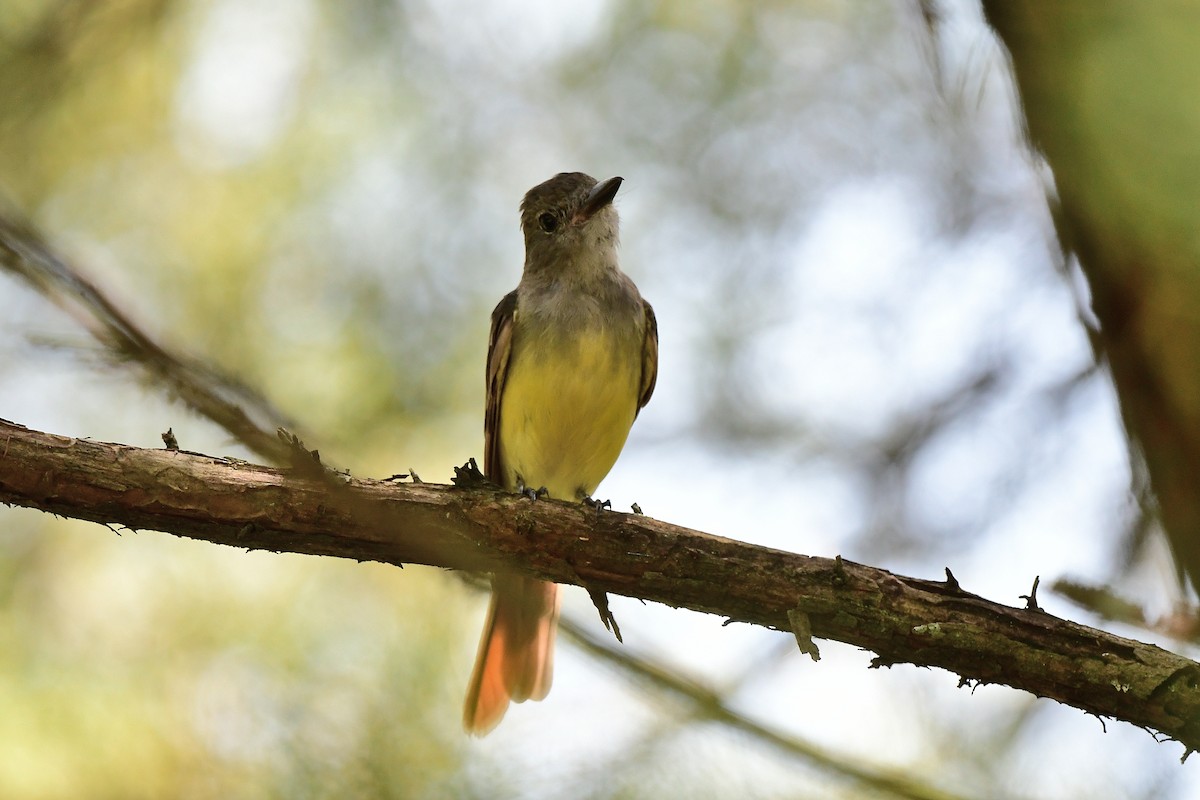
[0,0,1194,797]
[0,509,476,798]
[985,0,1200,591]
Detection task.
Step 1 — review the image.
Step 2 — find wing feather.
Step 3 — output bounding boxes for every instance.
[637,299,659,412]
[484,290,518,481]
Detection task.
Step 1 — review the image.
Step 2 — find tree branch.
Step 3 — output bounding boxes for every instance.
[2,418,1199,754]
[0,213,294,464]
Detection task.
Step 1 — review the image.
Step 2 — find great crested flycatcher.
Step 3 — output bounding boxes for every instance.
[463,172,658,735]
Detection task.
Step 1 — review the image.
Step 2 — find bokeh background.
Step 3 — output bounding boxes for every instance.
[0,0,1195,797]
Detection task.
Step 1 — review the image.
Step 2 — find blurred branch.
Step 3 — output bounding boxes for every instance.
[0,212,295,464]
[560,617,977,800]
[982,3,1200,591]
[3,418,1199,756]
[1054,578,1200,644]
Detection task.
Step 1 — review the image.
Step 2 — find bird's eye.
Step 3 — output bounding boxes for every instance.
[538,212,558,233]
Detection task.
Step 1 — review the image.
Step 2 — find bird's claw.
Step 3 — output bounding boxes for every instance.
[517,478,549,500]
[582,496,612,512]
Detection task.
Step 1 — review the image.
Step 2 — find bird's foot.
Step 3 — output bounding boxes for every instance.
[582,495,612,512]
[517,478,549,500]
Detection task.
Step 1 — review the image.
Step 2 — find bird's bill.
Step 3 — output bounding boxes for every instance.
[575,176,623,223]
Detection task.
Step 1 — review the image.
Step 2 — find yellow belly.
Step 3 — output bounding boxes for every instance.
[498,330,640,501]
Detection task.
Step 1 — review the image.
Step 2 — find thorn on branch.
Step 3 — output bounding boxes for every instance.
[587,588,623,643]
[787,608,821,662]
[276,427,324,476]
[957,676,982,694]
[1021,575,1042,612]
[832,555,848,587]
[451,458,490,488]
[1080,711,1109,734]
[943,567,960,593]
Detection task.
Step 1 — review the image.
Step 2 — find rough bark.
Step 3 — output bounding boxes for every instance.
[2,417,1199,753]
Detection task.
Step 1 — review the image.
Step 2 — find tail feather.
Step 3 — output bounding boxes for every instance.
[463,575,559,735]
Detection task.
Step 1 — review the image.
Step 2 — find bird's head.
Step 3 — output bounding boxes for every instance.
[520,172,622,277]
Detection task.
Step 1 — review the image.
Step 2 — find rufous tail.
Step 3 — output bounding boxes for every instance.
[463,575,560,735]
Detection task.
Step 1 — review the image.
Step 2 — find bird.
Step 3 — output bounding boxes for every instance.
[463,172,658,735]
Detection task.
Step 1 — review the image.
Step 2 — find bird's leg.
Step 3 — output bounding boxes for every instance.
[516,476,549,500]
[581,495,612,512]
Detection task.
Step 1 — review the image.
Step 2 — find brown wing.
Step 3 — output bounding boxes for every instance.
[484,290,518,481]
[637,298,659,413]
